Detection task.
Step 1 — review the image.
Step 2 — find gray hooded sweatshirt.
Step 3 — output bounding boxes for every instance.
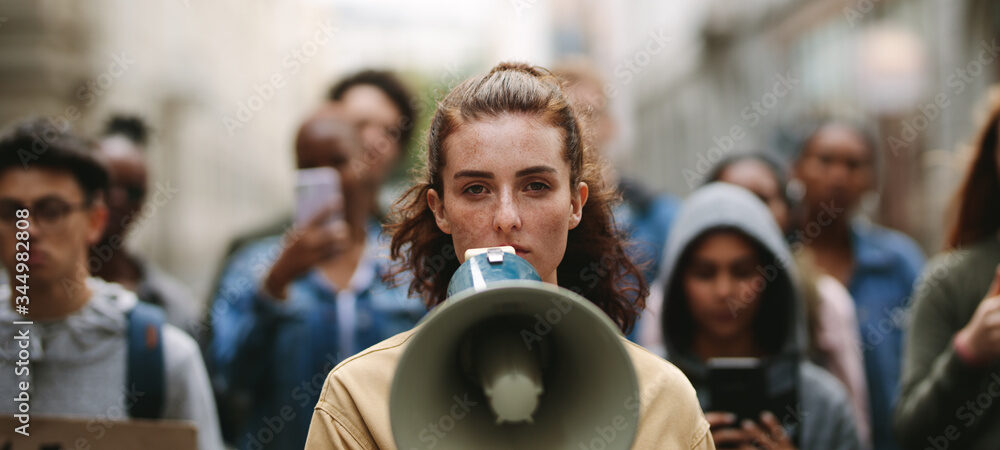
[645,183,861,450]
[0,277,223,450]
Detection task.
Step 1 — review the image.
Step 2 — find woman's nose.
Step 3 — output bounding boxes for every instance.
[493,189,522,233]
[714,274,737,300]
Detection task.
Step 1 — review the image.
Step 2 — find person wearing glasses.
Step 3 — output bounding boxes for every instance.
[0,118,223,450]
[89,115,200,335]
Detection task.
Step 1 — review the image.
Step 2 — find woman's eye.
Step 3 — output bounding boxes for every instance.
[690,266,715,280]
[525,182,549,192]
[464,185,487,195]
[732,265,756,279]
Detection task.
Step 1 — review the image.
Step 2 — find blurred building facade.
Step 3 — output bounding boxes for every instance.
[1,0,994,301]
[605,0,998,252]
[0,0,337,301]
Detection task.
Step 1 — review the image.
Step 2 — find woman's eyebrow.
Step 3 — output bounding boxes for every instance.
[515,165,557,177]
[454,170,493,179]
[730,255,759,267]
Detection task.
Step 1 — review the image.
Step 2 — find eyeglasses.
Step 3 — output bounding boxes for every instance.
[0,197,90,229]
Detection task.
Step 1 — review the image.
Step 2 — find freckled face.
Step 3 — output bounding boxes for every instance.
[427,113,588,284]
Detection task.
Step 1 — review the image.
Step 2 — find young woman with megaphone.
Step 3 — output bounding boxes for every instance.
[304,62,714,449]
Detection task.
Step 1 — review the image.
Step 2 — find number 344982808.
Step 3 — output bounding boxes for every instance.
[13,208,29,310]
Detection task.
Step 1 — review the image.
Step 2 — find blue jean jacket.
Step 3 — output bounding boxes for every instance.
[209,221,425,450]
[847,220,924,450]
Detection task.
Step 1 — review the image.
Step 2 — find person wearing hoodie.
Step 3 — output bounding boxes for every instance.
[701,152,871,447]
[644,183,860,449]
[0,118,223,449]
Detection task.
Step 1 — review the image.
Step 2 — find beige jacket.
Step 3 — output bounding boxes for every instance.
[305,326,714,450]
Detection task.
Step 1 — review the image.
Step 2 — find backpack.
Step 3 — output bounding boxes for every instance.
[126,301,166,419]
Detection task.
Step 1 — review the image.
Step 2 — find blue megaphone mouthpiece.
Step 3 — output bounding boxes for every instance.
[446,246,542,298]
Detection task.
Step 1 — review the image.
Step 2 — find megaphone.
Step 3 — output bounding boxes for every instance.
[390,247,640,449]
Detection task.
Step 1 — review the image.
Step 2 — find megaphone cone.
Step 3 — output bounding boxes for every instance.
[390,247,639,449]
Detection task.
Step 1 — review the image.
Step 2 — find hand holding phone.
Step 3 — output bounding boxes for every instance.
[706,358,799,449]
[294,167,344,227]
[262,168,351,299]
[707,411,796,450]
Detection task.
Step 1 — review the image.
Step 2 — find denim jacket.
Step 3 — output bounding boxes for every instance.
[846,219,924,450]
[209,221,425,450]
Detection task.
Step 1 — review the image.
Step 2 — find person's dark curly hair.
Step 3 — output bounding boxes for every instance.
[0,118,108,204]
[328,69,416,151]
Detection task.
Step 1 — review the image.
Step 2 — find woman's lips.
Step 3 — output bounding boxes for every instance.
[508,245,529,255]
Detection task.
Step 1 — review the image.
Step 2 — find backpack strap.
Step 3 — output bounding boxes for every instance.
[126,301,167,419]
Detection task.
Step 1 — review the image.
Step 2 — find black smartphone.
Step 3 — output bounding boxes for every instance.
[707,357,800,447]
[707,357,767,424]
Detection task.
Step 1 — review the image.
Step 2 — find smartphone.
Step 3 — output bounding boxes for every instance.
[707,357,800,447]
[707,357,767,424]
[294,167,343,227]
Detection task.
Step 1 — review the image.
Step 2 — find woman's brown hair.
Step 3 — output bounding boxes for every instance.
[387,62,647,333]
[946,100,1000,249]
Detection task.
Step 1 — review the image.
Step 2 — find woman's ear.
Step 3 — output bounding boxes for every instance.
[427,188,451,234]
[569,181,588,230]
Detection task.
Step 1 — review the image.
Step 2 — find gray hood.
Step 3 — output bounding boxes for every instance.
[645,183,806,378]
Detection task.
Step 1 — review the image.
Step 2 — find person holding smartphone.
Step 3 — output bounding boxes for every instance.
[304,62,714,449]
[693,152,871,447]
[645,182,860,449]
[208,107,425,450]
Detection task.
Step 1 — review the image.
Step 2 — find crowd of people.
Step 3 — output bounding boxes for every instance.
[1,59,999,450]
